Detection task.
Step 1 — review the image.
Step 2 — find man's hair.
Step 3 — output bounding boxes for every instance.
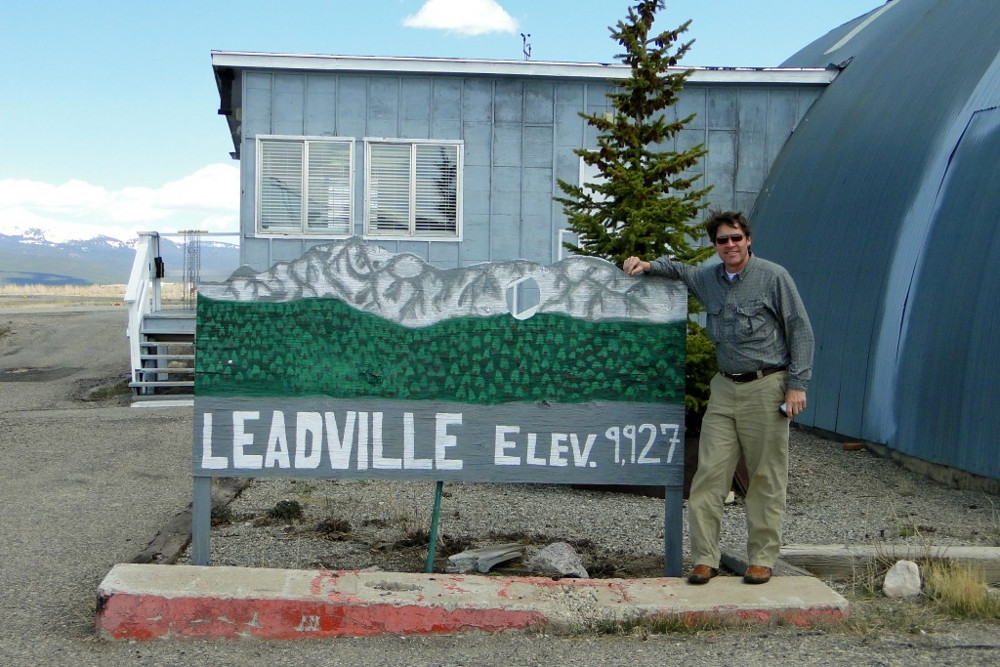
[705,211,751,242]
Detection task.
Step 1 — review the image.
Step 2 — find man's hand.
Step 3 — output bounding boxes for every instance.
[784,389,807,418]
[623,256,650,276]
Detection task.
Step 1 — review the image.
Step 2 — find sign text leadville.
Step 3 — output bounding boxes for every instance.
[195,399,684,486]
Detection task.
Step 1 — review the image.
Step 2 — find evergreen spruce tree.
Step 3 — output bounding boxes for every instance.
[555,0,711,266]
[554,0,718,431]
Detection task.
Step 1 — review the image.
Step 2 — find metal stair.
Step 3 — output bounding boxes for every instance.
[130,310,196,397]
[126,230,237,404]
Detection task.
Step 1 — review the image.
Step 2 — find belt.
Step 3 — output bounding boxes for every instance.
[721,367,787,383]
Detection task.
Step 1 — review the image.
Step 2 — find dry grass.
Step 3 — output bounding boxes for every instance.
[0,283,127,298]
[0,282,189,305]
[923,560,1000,619]
[591,612,738,637]
[839,551,1000,638]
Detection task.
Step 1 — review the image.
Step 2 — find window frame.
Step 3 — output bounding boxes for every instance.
[363,138,464,241]
[255,135,356,237]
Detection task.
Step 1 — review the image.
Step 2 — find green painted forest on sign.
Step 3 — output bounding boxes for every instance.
[196,296,685,405]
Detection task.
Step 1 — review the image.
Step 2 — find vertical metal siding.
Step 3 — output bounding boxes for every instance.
[303,75,336,136]
[401,79,432,130]
[236,69,816,287]
[753,0,1000,480]
[735,89,769,197]
[894,109,1000,479]
[271,74,304,136]
[366,76,400,138]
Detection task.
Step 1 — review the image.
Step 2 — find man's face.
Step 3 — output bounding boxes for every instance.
[713,222,751,273]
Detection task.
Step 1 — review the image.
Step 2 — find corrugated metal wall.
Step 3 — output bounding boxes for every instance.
[233,66,821,272]
[752,0,1000,480]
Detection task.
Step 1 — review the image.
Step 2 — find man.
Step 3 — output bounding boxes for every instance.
[623,211,813,585]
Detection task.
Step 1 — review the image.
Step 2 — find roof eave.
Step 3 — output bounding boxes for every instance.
[210,51,838,85]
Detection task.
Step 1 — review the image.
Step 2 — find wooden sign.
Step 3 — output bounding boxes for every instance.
[191,237,687,571]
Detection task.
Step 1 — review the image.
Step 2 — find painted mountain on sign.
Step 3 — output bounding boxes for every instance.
[198,236,685,326]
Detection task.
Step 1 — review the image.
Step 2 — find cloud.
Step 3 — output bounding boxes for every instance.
[403,0,518,36]
[0,164,239,243]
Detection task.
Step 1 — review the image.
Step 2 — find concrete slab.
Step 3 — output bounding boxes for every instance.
[96,564,850,640]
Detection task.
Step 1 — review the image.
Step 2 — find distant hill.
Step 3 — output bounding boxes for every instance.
[0,228,240,286]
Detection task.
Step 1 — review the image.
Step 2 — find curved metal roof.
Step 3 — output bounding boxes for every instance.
[751,0,1000,480]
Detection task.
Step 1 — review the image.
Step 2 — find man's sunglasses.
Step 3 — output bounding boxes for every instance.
[714,234,745,245]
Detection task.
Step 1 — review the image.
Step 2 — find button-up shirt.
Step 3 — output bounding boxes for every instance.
[648,253,814,391]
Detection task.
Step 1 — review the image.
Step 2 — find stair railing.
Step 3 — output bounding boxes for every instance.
[124,232,162,385]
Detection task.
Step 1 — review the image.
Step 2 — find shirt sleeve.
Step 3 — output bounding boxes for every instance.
[648,256,711,306]
[775,270,814,392]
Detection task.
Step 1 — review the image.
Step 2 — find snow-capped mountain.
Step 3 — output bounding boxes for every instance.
[199,236,686,326]
[0,225,238,286]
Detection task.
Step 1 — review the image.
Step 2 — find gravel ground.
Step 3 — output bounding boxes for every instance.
[182,426,1000,578]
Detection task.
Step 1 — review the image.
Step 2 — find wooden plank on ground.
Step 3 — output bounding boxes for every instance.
[779,544,1000,583]
[132,478,249,564]
[720,548,812,577]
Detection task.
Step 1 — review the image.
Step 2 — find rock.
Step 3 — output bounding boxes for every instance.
[883,560,921,598]
[445,543,523,574]
[527,542,589,579]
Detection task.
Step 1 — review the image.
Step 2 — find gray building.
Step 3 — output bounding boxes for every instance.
[751,0,1000,484]
[210,52,832,271]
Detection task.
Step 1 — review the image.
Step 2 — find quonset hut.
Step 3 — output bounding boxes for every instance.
[750,0,1000,486]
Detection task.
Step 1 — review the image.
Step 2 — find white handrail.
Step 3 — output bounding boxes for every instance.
[124,231,241,389]
[124,233,160,384]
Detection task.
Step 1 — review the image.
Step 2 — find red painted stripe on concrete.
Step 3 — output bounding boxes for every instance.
[95,564,851,640]
[98,593,550,640]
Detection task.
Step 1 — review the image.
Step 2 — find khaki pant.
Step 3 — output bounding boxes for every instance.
[688,371,789,568]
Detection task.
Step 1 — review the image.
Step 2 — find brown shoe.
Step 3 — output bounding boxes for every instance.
[687,564,719,585]
[743,565,772,584]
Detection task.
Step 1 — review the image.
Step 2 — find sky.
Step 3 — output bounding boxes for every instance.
[0,0,884,242]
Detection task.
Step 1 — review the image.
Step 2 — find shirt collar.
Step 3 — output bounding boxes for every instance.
[717,252,755,282]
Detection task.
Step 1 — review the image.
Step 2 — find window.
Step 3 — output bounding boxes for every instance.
[256,136,354,235]
[365,140,462,239]
[579,156,608,203]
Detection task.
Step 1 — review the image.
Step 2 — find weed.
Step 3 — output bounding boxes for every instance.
[395,526,431,549]
[437,533,476,557]
[316,516,352,539]
[290,481,317,497]
[89,379,131,400]
[592,612,735,637]
[211,504,235,526]
[267,499,304,522]
[848,550,895,598]
[923,560,1000,619]
[0,324,11,341]
[984,495,1000,546]
[838,597,938,637]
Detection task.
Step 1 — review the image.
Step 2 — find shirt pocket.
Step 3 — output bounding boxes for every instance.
[735,299,776,343]
[704,300,724,344]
